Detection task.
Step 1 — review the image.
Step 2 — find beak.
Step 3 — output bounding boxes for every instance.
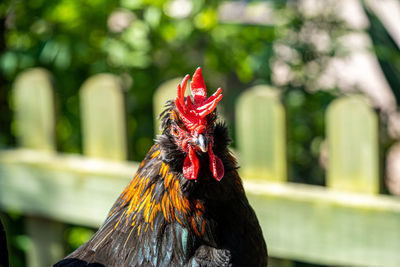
[195,134,208,153]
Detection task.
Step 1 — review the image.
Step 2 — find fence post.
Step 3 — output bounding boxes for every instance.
[13,68,64,267]
[153,78,183,135]
[236,85,291,267]
[326,95,379,194]
[385,142,400,196]
[236,85,286,182]
[13,68,55,151]
[80,74,127,160]
[324,95,380,264]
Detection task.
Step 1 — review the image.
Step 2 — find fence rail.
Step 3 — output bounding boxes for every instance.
[0,68,399,267]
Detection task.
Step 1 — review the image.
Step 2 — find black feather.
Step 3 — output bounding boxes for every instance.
[54,99,267,267]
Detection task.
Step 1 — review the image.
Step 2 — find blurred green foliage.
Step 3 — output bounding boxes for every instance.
[0,0,361,265]
[65,226,95,252]
[362,2,400,107]
[271,3,347,184]
[0,212,27,267]
[0,0,347,175]
[1,0,281,160]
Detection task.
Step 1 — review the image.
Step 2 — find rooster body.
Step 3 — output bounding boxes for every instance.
[55,68,267,267]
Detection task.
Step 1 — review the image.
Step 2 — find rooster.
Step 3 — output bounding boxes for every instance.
[54,67,268,266]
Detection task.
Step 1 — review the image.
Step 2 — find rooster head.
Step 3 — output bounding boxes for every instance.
[161,67,224,181]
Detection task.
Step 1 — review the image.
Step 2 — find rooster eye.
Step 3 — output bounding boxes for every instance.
[171,127,179,136]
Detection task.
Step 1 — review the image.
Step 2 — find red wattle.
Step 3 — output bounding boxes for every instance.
[183,146,199,180]
[208,144,224,181]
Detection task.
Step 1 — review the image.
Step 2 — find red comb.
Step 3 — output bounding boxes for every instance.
[174,67,223,134]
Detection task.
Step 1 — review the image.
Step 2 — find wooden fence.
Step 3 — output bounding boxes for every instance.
[0,68,399,267]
